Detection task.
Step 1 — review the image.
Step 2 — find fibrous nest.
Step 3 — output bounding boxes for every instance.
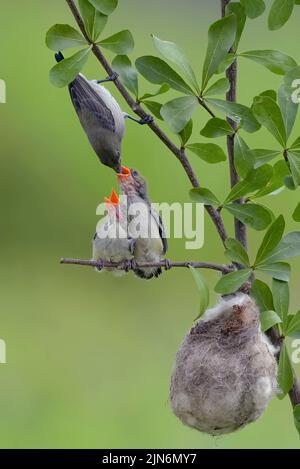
[170,294,278,435]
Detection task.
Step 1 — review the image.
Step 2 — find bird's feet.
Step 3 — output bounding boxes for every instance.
[139,114,154,125]
[123,259,137,272]
[164,258,171,271]
[97,71,119,84]
[96,259,104,271]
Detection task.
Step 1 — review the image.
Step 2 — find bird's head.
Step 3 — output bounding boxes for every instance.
[117,166,148,199]
[104,188,120,212]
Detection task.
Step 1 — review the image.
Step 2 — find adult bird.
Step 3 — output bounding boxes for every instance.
[117,166,168,279]
[92,188,134,275]
[55,52,153,173]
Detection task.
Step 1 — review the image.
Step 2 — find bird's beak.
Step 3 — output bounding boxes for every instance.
[117,165,131,181]
[104,188,120,207]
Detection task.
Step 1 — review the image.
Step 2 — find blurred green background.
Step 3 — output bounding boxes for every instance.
[1,0,300,449]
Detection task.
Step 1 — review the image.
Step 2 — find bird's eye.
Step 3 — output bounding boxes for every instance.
[131,170,138,177]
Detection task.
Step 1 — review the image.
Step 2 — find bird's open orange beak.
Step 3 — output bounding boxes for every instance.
[117,165,131,181]
[104,188,119,207]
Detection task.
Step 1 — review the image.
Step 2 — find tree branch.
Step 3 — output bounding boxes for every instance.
[60,257,232,273]
[65,0,227,245]
[221,0,247,250]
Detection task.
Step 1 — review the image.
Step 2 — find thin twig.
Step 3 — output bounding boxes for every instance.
[60,258,232,273]
[65,0,227,245]
[221,0,247,250]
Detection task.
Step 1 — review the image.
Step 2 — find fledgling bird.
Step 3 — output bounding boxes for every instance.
[92,188,134,276]
[117,166,167,279]
[55,52,153,173]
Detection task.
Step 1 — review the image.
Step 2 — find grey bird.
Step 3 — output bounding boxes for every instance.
[117,166,167,279]
[92,188,134,275]
[55,52,153,173]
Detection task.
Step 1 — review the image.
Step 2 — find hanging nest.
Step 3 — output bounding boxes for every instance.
[170,294,278,435]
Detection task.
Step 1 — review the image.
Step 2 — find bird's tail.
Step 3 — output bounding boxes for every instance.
[55,51,65,63]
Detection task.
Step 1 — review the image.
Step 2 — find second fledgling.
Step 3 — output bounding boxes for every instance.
[117,167,167,279]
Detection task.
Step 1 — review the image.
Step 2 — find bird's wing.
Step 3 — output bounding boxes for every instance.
[69,75,116,132]
[150,207,168,255]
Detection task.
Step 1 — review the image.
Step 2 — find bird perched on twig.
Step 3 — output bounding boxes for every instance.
[55,52,153,173]
[92,188,134,275]
[117,166,168,279]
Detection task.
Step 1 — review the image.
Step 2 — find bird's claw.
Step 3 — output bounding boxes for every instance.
[96,260,104,271]
[123,259,137,272]
[164,258,171,271]
[139,114,154,125]
[108,71,119,82]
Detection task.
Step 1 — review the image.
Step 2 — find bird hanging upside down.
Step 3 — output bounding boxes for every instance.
[117,166,168,279]
[55,52,153,173]
[92,188,134,276]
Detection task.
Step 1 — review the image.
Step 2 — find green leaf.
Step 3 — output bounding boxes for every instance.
[240,0,265,18]
[260,231,300,264]
[255,215,285,266]
[260,310,282,332]
[135,56,194,95]
[293,202,300,222]
[206,98,260,133]
[225,165,273,204]
[257,262,291,281]
[251,279,274,312]
[78,0,108,41]
[202,14,237,90]
[186,143,227,164]
[291,136,300,149]
[112,55,138,97]
[215,269,252,295]
[216,53,236,74]
[253,160,289,197]
[142,101,163,120]
[178,120,193,146]
[260,89,277,101]
[239,50,297,75]
[88,0,118,15]
[189,267,209,319]
[284,175,297,190]
[278,83,298,139]
[46,24,86,51]
[278,343,294,398]
[286,310,300,335]
[248,149,281,168]
[189,188,220,206]
[226,2,247,49]
[203,78,230,97]
[224,238,250,266]
[272,279,289,325]
[139,83,170,101]
[161,96,198,133]
[234,134,254,178]
[98,30,134,54]
[252,95,287,147]
[224,203,273,231]
[268,0,295,31]
[287,151,300,187]
[200,117,233,138]
[284,66,300,112]
[49,47,91,88]
[293,405,300,437]
[152,35,200,93]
